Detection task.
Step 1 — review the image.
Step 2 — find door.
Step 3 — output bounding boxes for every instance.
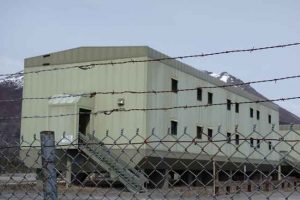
[78,108,91,143]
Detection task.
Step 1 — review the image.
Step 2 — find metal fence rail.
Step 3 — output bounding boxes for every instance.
[1,126,300,199]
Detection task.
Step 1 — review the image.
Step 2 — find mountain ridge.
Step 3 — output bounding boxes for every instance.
[0,73,22,147]
[203,71,300,125]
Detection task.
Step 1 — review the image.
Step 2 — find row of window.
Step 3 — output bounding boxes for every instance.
[172,78,212,103]
[226,99,239,113]
[171,78,273,123]
[249,138,273,150]
[249,108,272,123]
[196,127,241,145]
[170,121,272,150]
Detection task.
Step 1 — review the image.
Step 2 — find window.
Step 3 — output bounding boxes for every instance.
[268,114,272,124]
[171,79,178,93]
[208,92,213,104]
[43,54,50,58]
[235,134,240,145]
[208,128,213,141]
[196,126,203,139]
[197,88,202,101]
[250,137,254,147]
[257,110,260,120]
[235,103,239,113]
[250,108,254,118]
[171,121,178,135]
[227,132,231,143]
[227,99,231,110]
[268,141,272,150]
[257,139,260,148]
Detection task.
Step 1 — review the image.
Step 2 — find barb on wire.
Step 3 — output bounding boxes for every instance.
[1,137,300,150]
[1,96,300,120]
[0,42,299,78]
[1,74,300,102]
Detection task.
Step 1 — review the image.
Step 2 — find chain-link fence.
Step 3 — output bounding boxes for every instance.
[1,125,300,199]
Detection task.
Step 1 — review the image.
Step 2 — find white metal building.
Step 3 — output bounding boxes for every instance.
[21,46,282,189]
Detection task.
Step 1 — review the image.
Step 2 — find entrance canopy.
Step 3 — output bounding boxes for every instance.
[48,94,95,147]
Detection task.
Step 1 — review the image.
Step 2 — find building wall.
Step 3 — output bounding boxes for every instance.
[21,57,148,147]
[21,51,281,163]
[146,60,280,162]
[279,124,300,161]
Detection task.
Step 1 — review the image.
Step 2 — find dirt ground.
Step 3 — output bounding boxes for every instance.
[1,184,300,200]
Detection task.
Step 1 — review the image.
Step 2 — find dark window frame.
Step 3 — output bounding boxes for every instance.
[171,78,178,93]
[196,126,203,139]
[250,108,254,118]
[268,114,272,124]
[208,92,213,105]
[197,88,202,101]
[171,120,178,135]
[235,134,240,145]
[257,139,261,148]
[250,137,254,147]
[235,103,239,113]
[268,141,272,150]
[257,110,260,120]
[227,132,231,143]
[227,99,231,111]
[208,128,213,142]
[43,54,51,58]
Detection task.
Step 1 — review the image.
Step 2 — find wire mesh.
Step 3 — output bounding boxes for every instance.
[1,126,300,199]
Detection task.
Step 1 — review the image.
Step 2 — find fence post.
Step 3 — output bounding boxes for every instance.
[213,159,217,196]
[40,131,57,200]
[278,164,282,181]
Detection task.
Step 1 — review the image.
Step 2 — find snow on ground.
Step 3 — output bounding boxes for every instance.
[220,74,230,83]
[209,72,221,79]
[208,72,231,83]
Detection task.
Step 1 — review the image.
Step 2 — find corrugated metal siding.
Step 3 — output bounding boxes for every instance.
[21,46,281,163]
[25,46,278,111]
[21,57,148,148]
[279,124,300,161]
[146,60,280,161]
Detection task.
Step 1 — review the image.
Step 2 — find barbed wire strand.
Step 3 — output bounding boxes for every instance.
[0,137,297,150]
[0,42,299,78]
[1,95,299,120]
[1,74,300,102]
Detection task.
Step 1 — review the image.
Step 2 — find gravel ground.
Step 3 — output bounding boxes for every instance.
[1,185,300,200]
[1,174,300,199]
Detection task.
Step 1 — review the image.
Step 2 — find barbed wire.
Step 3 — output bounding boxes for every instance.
[0,137,298,150]
[1,95,299,120]
[1,74,300,102]
[0,42,299,78]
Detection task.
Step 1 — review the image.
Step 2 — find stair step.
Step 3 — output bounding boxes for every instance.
[79,134,147,193]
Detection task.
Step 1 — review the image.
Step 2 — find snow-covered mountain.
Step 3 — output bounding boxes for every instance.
[205,71,300,125]
[0,71,23,89]
[206,71,267,98]
[0,72,23,146]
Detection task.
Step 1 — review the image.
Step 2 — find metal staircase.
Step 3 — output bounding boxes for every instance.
[78,133,147,193]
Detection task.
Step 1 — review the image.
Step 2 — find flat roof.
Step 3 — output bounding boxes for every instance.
[25,46,279,111]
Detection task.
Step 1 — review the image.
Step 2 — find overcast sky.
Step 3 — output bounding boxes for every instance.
[0,0,300,116]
